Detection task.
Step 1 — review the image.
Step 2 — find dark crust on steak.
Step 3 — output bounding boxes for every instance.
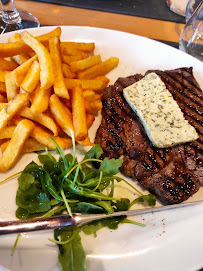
[95,67,203,204]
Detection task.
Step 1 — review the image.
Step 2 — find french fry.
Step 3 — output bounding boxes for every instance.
[0,58,18,71]
[8,33,22,43]
[49,94,74,138]
[89,100,102,114]
[84,99,91,113]
[83,89,101,102]
[86,114,95,128]
[0,94,7,103]
[49,36,69,99]
[0,92,30,131]
[0,102,6,110]
[30,85,51,114]
[0,141,9,153]
[71,85,88,141]
[36,27,61,46]
[78,137,95,146]
[62,64,76,79]
[70,55,102,73]
[19,107,59,136]
[5,71,19,101]
[0,70,7,82]
[20,31,54,90]
[0,119,35,171]
[0,82,6,93]
[65,79,106,92]
[60,42,95,53]
[13,55,38,86]
[20,61,40,93]
[0,125,16,139]
[77,57,119,79]
[94,75,110,85]
[61,55,85,65]
[1,138,46,153]
[0,27,62,57]
[20,138,46,153]
[31,125,72,150]
[12,54,31,65]
[60,45,88,58]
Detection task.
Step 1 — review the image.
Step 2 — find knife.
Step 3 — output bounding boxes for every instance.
[0,200,203,235]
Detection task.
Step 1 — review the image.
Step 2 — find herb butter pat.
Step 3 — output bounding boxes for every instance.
[123,72,198,148]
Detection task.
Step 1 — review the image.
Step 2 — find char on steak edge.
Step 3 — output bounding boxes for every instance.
[95,67,203,205]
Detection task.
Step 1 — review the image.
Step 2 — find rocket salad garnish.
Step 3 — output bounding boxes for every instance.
[5,140,156,271]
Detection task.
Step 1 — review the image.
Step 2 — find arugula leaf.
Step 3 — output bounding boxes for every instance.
[83,216,126,236]
[114,198,130,211]
[131,194,156,207]
[76,202,104,214]
[16,184,51,213]
[57,230,86,271]
[18,173,35,191]
[99,157,123,175]
[83,144,103,161]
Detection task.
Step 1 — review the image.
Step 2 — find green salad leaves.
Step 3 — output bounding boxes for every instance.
[14,141,156,271]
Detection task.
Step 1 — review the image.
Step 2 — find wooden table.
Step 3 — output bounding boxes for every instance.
[15,0,185,44]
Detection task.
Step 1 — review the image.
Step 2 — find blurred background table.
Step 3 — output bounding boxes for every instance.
[14,0,186,48]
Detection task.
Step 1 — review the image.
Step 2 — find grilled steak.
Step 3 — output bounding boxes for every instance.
[95,67,203,204]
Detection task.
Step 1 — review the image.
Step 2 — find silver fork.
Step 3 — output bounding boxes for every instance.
[0,200,203,235]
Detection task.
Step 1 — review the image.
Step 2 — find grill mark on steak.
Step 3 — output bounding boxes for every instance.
[95,67,202,204]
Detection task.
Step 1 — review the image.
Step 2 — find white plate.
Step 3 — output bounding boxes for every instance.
[0,26,203,271]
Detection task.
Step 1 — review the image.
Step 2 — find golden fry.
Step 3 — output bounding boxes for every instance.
[60,45,88,58]
[0,58,18,71]
[12,54,31,65]
[0,92,30,131]
[62,64,76,79]
[0,125,16,139]
[5,71,19,101]
[83,89,101,102]
[94,75,110,85]
[86,114,95,128]
[65,78,106,92]
[49,36,69,99]
[0,94,7,103]
[0,119,35,171]
[77,57,119,79]
[71,85,88,141]
[60,42,95,53]
[70,55,102,73]
[61,55,84,65]
[19,107,59,136]
[0,27,61,57]
[49,94,74,138]
[20,61,40,93]
[89,100,102,114]
[78,137,95,146]
[0,70,7,82]
[1,138,46,153]
[21,31,54,90]
[31,125,72,150]
[30,85,51,114]
[13,55,38,86]
[0,82,6,93]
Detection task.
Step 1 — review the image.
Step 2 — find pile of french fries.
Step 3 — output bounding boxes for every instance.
[0,27,119,171]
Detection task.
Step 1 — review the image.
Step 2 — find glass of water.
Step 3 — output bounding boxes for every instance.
[0,0,40,34]
[179,0,203,61]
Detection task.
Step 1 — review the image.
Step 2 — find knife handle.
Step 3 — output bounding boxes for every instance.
[0,214,77,235]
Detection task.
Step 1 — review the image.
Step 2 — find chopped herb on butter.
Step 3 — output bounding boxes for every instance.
[123,72,198,148]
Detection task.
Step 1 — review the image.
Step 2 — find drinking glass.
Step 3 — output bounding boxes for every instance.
[179,0,203,61]
[185,0,202,22]
[0,0,40,34]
